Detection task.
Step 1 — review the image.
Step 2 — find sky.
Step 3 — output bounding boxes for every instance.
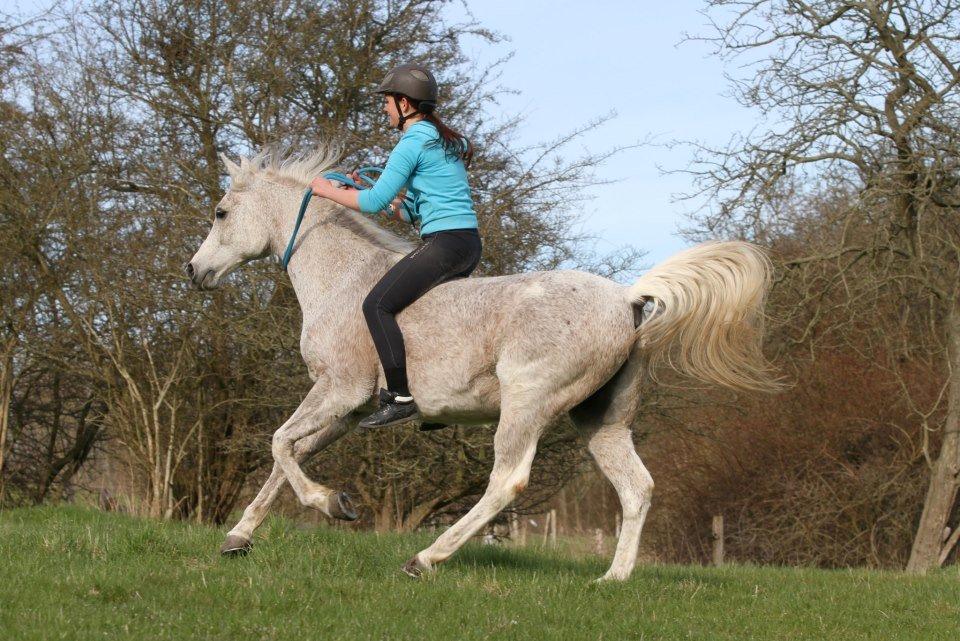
[446,0,758,273]
[10,0,759,276]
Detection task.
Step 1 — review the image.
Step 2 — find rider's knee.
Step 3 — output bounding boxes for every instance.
[361,292,381,319]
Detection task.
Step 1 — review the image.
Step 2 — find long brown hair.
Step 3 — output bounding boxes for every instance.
[402,95,474,169]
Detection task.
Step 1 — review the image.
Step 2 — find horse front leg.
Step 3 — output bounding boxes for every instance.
[270,378,370,514]
[220,415,356,555]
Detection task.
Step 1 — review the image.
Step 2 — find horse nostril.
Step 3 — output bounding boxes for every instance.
[185,262,195,278]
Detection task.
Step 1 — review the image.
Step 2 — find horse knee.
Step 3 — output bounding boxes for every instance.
[271,430,292,460]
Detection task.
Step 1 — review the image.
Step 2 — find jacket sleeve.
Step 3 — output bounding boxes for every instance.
[357,134,421,214]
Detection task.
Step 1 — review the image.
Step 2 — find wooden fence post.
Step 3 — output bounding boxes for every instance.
[712,515,724,566]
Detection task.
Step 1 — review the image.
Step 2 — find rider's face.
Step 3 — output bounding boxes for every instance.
[383,94,412,128]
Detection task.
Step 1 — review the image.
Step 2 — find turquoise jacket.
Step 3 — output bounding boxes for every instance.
[357,121,478,236]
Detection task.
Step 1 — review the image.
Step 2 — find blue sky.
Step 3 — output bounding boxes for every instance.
[447,0,757,273]
[11,0,757,275]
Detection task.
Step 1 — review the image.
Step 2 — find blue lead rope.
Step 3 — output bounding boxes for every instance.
[326,166,417,221]
[280,166,417,272]
[281,187,314,272]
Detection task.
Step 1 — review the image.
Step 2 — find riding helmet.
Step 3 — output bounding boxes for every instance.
[374,63,439,107]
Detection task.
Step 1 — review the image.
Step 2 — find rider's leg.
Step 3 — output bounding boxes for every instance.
[360,229,481,426]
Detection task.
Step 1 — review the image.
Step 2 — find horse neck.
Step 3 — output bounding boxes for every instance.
[269,188,396,318]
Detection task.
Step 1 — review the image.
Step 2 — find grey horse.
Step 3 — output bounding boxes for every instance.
[186,147,778,581]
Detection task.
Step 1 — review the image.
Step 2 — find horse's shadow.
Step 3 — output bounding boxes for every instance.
[445,546,740,588]
[447,543,604,577]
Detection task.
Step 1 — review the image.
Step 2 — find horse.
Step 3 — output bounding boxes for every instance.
[186,147,779,581]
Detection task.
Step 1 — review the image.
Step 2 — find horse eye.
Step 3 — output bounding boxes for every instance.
[215,208,227,219]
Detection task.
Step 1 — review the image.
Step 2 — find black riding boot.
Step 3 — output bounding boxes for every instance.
[359,388,421,428]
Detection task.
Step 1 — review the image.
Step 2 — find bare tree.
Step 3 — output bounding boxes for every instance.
[0,11,115,504]
[679,0,960,571]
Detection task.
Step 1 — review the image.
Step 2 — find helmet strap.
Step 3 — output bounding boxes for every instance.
[393,94,419,131]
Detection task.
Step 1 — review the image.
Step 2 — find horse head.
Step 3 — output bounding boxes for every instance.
[185,153,275,290]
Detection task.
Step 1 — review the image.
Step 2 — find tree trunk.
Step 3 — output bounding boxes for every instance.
[401,497,443,532]
[907,304,960,572]
[0,346,14,503]
[374,482,396,532]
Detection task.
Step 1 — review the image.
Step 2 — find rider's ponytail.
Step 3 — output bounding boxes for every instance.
[411,99,473,169]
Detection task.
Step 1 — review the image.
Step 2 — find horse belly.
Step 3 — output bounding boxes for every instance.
[400,314,501,423]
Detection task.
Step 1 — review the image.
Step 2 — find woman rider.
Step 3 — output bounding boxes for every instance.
[309,63,482,429]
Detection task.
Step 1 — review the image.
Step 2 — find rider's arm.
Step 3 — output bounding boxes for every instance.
[310,178,406,221]
[314,181,362,210]
[356,134,420,214]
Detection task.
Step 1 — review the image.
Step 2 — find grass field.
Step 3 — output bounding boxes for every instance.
[0,506,957,640]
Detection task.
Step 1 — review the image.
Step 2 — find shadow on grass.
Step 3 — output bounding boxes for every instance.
[449,544,605,577]
[449,544,745,588]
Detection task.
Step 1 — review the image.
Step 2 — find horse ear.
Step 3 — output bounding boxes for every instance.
[220,153,241,180]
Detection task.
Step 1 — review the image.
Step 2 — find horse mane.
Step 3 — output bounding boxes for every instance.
[222,144,416,255]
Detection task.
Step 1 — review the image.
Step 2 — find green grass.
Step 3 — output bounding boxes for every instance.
[0,506,957,640]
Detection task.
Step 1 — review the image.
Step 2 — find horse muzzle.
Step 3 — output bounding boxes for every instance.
[184,261,218,290]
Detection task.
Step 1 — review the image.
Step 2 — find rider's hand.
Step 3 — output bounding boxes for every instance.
[390,197,405,221]
[310,176,338,196]
[337,171,361,190]
[391,189,409,221]
[383,196,410,223]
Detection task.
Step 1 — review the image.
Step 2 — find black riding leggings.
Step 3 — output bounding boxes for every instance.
[362,228,482,397]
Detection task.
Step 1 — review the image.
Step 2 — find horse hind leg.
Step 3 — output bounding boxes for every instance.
[405,397,553,576]
[585,424,653,581]
[569,348,653,582]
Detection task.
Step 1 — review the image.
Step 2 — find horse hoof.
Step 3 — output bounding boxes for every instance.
[329,491,358,521]
[401,555,429,579]
[220,534,252,556]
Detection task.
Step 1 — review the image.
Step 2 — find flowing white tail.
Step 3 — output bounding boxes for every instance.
[628,241,781,392]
